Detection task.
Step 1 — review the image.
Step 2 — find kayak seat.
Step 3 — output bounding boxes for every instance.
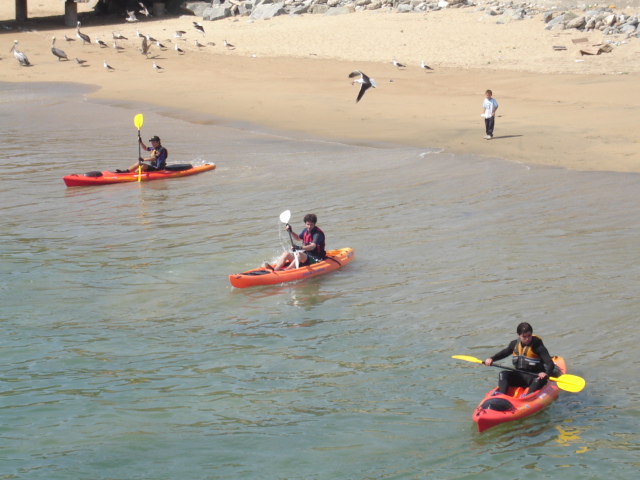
[164,164,193,172]
[479,398,515,412]
[241,270,272,276]
[84,171,103,177]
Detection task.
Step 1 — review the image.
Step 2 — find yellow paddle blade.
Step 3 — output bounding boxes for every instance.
[452,355,484,364]
[134,113,144,130]
[550,374,586,393]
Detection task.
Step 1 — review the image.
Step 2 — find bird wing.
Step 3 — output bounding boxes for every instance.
[356,84,371,103]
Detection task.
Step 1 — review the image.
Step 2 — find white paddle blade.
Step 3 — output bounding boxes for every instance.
[279,210,291,224]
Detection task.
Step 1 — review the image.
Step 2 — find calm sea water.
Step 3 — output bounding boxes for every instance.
[1,82,639,479]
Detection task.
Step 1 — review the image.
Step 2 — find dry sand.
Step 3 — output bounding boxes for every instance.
[2,1,639,172]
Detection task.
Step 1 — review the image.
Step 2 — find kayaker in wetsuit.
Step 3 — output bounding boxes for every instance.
[266,213,326,271]
[121,136,167,173]
[484,322,555,397]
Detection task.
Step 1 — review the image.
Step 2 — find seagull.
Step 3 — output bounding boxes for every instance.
[174,30,186,39]
[420,60,433,71]
[155,39,167,50]
[10,40,30,66]
[174,43,184,54]
[104,60,115,71]
[392,58,406,69]
[194,39,205,48]
[193,22,205,36]
[76,21,91,45]
[112,31,128,40]
[63,34,75,42]
[136,29,144,38]
[145,33,157,43]
[348,70,377,103]
[139,37,150,57]
[152,61,163,72]
[95,37,108,48]
[50,37,68,61]
[139,2,151,17]
[126,10,139,22]
[113,41,125,53]
[75,57,88,66]
[223,39,235,50]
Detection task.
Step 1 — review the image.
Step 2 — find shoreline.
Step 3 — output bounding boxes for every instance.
[3,7,639,172]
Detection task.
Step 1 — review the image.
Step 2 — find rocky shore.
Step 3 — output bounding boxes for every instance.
[184,0,640,38]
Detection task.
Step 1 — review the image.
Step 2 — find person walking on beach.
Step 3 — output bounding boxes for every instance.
[481,90,499,140]
[484,322,555,397]
[121,135,168,173]
[266,213,326,271]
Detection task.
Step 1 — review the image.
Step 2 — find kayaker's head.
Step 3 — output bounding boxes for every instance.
[516,322,533,345]
[303,213,317,230]
[149,136,161,145]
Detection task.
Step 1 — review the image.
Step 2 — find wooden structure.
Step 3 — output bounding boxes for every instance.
[13,0,88,26]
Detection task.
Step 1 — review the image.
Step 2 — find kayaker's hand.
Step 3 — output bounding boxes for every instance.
[538,372,548,380]
[138,157,144,162]
[292,245,302,251]
[485,358,493,366]
[285,224,291,232]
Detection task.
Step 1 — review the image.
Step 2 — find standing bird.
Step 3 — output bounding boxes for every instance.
[63,34,75,42]
[136,29,144,38]
[193,22,205,36]
[139,37,150,57]
[152,61,163,72]
[103,60,115,71]
[194,39,205,49]
[348,70,377,103]
[145,33,157,43]
[10,40,30,66]
[112,31,128,41]
[139,2,152,17]
[113,41,125,53]
[420,60,434,71]
[392,58,406,69]
[76,21,91,45]
[223,39,235,50]
[96,37,108,48]
[75,57,88,66]
[174,43,184,54]
[50,37,68,61]
[155,39,167,50]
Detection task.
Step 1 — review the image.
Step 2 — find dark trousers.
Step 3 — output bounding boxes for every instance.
[498,370,547,395]
[484,116,495,137]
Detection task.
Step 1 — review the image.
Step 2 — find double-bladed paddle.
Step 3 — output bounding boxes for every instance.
[279,210,299,269]
[452,354,586,393]
[134,113,144,182]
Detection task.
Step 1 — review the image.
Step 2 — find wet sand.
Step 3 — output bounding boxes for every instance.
[2,2,639,172]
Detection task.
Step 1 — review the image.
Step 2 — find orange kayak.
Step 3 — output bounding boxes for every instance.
[473,356,567,433]
[229,247,354,288]
[63,163,215,187]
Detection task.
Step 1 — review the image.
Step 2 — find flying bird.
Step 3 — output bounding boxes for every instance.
[174,30,186,39]
[95,37,108,48]
[139,37,150,57]
[50,37,68,61]
[126,10,139,22]
[174,43,184,54]
[10,40,30,66]
[392,58,406,68]
[193,22,205,36]
[152,61,163,72]
[76,21,91,45]
[139,2,151,17]
[348,70,377,103]
[103,60,115,71]
[420,60,433,71]
[223,39,235,50]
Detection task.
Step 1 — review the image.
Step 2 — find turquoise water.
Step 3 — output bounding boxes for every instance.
[1,82,639,479]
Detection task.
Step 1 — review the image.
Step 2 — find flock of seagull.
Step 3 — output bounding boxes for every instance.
[7,15,235,73]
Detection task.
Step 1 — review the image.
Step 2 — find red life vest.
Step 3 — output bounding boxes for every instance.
[301,226,326,258]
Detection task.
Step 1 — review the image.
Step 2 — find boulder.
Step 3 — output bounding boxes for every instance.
[203,5,232,20]
[565,16,586,29]
[250,2,286,19]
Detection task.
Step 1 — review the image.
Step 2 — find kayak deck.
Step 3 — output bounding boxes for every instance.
[229,247,354,288]
[473,356,567,433]
[63,163,215,187]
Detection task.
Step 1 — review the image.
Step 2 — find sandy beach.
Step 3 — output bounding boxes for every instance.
[2,1,639,172]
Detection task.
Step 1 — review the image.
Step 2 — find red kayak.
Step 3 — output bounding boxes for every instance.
[472,356,567,433]
[63,163,215,187]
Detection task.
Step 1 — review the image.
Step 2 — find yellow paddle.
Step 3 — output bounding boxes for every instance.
[452,355,586,393]
[134,113,144,182]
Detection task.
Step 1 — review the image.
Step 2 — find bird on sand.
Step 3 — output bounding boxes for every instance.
[193,22,205,36]
[112,31,128,41]
[155,39,167,50]
[63,34,75,42]
[50,37,68,61]
[113,41,125,53]
[75,57,88,66]
[10,40,30,66]
[420,60,434,71]
[139,37,150,57]
[76,21,91,45]
[95,37,108,48]
[392,58,406,68]
[194,39,205,48]
[348,70,377,103]
[152,61,163,72]
[223,39,235,50]
[103,60,115,71]
[145,33,157,43]
[174,43,184,54]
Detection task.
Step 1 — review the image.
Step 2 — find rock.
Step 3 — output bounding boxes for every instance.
[250,2,286,19]
[203,5,232,20]
[565,16,586,29]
